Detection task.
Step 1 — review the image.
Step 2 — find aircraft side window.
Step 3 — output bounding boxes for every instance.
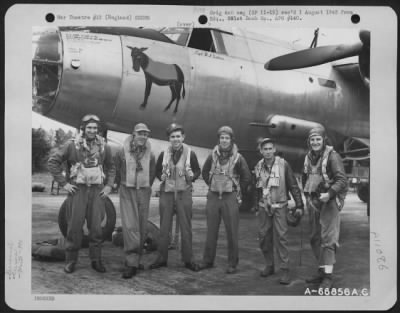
[188,28,216,53]
[160,27,191,46]
[210,41,216,52]
[211,30,227,55]
[220,33,249,59]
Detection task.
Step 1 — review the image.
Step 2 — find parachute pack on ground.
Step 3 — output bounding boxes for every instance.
[32,198,160,261]
[111,220,160,252]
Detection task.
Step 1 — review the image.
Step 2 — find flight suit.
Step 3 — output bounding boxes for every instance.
[115,135,156,268]
[254,156,303,271]
[302,146,348,266]
[154,144,201,264]
[48,135,115,263]
[201,144,251,269]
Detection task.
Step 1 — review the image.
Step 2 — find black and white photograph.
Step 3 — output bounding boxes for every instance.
[5,4,397,311]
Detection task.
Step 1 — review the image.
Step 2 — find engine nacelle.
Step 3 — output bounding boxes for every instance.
[266,115,324,139]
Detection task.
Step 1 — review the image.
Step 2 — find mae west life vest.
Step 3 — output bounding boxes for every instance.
[209,144,240,198]
[70,135,106,185]
[254,156,288,208]
[162,143,192,192]
[123,135,151,188]
[303,145,346,209]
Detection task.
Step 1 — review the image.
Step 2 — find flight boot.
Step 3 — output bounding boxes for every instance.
[124,261,144,271]
[226,266,237,274]
[197,262,214,271]
[185,262,200,272]
[122,266,137,279]
[319,273,333,289]
[279,269,291,285]
[149,260,167,270]
[260,265,274,277]
[91,260,106,273]
[306,268,325,283]
[64,261,76,274]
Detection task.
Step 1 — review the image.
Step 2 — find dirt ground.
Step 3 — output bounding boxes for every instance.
[31,173,369,295]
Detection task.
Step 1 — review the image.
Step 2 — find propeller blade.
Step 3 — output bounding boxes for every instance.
[359,30,370,48]
[265,42,363,71]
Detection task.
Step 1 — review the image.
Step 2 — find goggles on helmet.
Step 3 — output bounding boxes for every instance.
[82,114,101,123]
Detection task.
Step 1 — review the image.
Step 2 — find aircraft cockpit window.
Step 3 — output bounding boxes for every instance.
[188,28,217,53]
[160,27,191,46]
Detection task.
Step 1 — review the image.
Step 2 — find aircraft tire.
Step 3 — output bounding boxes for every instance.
[239,188,255,212]
[58,197,117,242]
[356,184,369,203]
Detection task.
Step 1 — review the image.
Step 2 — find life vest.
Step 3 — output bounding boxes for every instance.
[303,146,346,209]
[70,134,106,185]
[123,135,151,188]
[254,156,288,208]
[162,143,192,192]
[209,144,240,197]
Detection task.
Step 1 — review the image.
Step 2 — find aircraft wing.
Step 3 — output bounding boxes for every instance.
[351,137,369,147]
[265,30,370,87]
[342,136,370,161]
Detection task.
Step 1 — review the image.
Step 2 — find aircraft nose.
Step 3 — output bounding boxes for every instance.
[32,28,62,115]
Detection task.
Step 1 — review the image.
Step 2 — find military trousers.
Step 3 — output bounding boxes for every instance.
[64,184,105,262]
[308,198,341,265]
[156,189,194,263]
[258,204,289,270]
[203,191,239,268]
[119,185,151,267]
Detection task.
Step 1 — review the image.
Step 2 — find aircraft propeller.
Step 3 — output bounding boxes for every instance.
[264,30,370,76]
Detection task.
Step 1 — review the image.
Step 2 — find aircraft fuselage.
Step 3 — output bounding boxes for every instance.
[32,27,369,169]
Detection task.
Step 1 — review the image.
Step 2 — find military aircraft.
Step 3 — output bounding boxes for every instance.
[32,26,370,208]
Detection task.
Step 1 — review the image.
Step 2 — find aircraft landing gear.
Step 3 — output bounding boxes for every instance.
[357,181,370,217]
[357,183,369,203]
[239,186,255,212]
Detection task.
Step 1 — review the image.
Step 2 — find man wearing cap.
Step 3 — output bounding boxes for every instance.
[254,138,304,284]
[149,123,201,271]
[198,126,251,274]
[115,123,156,278]
[48,114,116,274]
[302,127,348,289]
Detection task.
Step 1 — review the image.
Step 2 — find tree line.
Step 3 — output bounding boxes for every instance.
[32,128,75,173]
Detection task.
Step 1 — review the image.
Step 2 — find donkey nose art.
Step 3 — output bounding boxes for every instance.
[126,45,186,113]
